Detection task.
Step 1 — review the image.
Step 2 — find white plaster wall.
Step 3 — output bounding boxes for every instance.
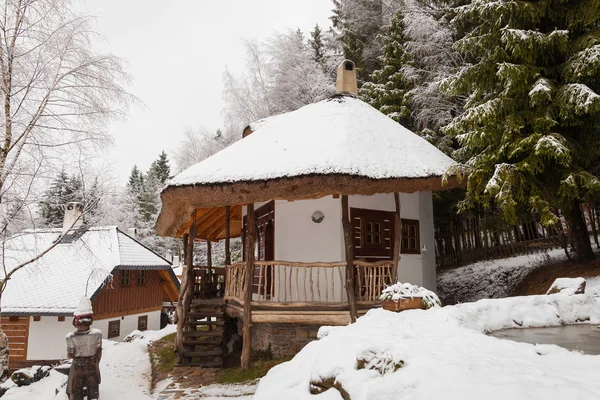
[26,317,73,360]
[94,310,161,342]
[274,197,344,262]
[26,310,161,360]
[419,191,437,291]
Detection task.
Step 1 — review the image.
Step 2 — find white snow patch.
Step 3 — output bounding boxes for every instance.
[74,296,93,316]
[125,324,177,345]
[255,293,600,399]
[546,277,586,295]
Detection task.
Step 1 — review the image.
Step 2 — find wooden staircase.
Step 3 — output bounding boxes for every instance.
[177,266,227,367]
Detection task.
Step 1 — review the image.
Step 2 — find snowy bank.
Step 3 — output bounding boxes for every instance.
[255,293,600,400]
[437,248,567,304]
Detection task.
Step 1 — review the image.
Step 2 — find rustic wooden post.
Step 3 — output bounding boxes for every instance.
[178,213,196,365]
[175,233,188,365]
[341,195,357,323]
[225,206,231,265]
[393,193,402,282]
[207,241,212,267]
[241,203,256,370]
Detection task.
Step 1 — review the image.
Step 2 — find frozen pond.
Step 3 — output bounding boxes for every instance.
[490,324,600,355]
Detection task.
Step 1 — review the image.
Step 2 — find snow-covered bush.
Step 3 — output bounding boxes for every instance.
[380,282,441,309]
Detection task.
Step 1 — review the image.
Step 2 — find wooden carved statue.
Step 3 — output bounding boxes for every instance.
[0,330,8,382]
[66,297,102,400]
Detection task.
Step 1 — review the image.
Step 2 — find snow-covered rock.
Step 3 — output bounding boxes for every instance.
[255,293,600,399]
[546,277,586,295]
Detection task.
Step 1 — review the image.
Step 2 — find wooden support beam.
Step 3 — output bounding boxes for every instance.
[207,240,212,268]
[179,212,197,365]
[175,233,189,365]
[225,206,231,265]
[341,195,357,323]
[241,203,256,370]
[393,193,402,282]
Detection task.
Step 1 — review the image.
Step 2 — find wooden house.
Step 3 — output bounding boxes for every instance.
[0,223,179,370]
[155,60,462,368]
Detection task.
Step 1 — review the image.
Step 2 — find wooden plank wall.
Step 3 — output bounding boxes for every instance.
[94,270,164,319]
[0,316,29,362]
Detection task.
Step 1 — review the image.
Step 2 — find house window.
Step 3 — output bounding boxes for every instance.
[138,315,148,331]
[121,271,131,287]
[8,316,18,322]
[137,271,146,286]
[33,316,40,322]
[108,320,120,338]
[351,208,394,260]
[401,219,420,254]
[58,316,65,322]
[365,220,383,247]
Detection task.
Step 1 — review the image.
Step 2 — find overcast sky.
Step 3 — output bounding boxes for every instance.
[81,0,334,183]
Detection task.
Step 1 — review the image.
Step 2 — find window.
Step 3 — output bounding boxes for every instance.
[120,270,131,287]
[136,271,146,286]
[138,315,148,331]
[8,316,18,322]
[33,316,40,322]
[351,208,394,260]
[58,316,65,322]
[401,219,420,254]
[365,220,382,246]
[108,320,120,338]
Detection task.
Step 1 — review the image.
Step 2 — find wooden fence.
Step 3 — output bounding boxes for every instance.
[434,215,564,269]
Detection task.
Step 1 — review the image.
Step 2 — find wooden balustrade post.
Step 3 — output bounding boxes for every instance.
[341,195,357,323]
[207,241,212,268]
[225,206,231,265]
[175,233,188,365]
[241,203,256,370]
[393,193,402,283]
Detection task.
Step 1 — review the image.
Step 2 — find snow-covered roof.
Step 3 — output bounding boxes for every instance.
[0,226,173,316]
[157,94,462,237]
[171,95,456,186]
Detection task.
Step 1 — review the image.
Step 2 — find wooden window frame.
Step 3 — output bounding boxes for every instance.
[8,316,18,322]
[108,320,120,338]
[136,271,146,286]
[58,316,65,322]
[120,270,131,287]
[33,316,41,322]
[137,315,148,331]
[351,208,394,260]
[401,218,421,254]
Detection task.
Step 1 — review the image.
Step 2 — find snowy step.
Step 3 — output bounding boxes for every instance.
[185,320,225,326]
[182,350,223,358]
[183,339,223,346]
[178,361,223,368]
[182,329,223,337]
[186,312,224,319]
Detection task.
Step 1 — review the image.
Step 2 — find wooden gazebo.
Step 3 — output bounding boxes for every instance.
[156,60,462,368]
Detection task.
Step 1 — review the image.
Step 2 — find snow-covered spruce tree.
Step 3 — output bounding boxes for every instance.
[331,0,385,82]
[442,0,600,261]
[361,11,413,128]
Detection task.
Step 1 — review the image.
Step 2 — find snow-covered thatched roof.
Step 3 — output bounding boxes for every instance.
[157,94,462,238]
[0,226,177,316]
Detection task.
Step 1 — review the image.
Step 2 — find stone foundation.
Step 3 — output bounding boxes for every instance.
[251,323,320,357]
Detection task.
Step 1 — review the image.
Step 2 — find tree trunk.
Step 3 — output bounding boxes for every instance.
[565,199,595,262]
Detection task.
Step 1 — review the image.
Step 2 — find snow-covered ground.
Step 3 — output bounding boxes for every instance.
[437,248,568,303]
[255,292,600,399]
[2,324,255,400]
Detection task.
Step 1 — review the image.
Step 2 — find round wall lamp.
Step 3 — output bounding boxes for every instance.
[311,211,325,223]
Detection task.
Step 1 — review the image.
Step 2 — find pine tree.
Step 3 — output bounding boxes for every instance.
[442,0,600,261]
[127,165,144,198]
[148,151,171,185]
[309,24,326,65]
[360,11,412,128]
[39,172,99,227]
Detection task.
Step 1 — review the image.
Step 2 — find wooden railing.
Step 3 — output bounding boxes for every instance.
[354,260,395,303]
[224,260,395,307]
